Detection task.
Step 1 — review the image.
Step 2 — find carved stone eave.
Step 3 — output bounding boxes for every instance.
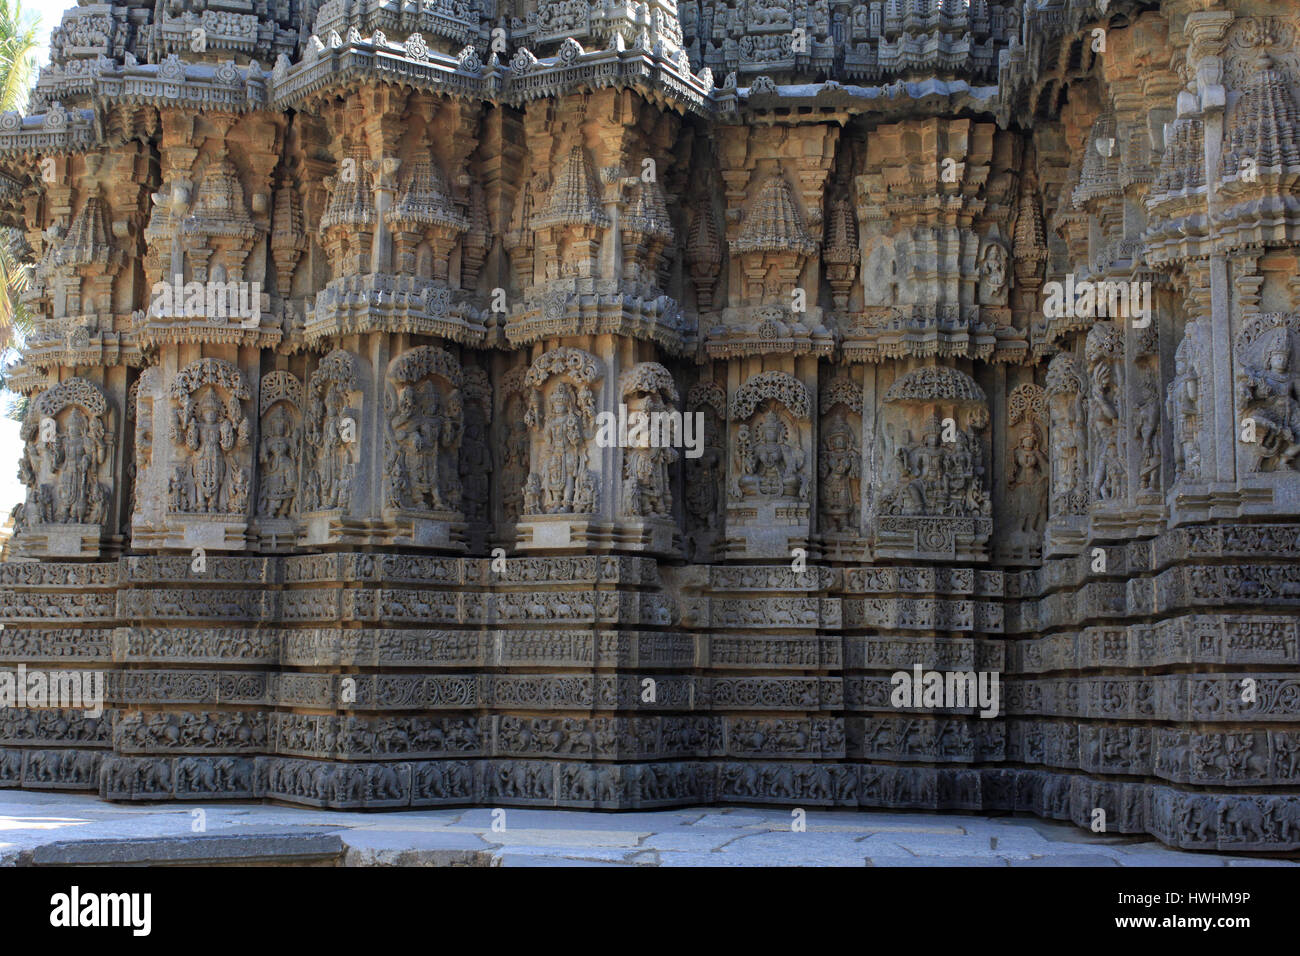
[705,303,835,360]
[14,335,145,378]
[504,295,687,356]
[839,307,1014,364]
[29,59,270,120]
[271,34,716,118]
[312,4,479,48]
[1210,175,1300,252]
[305,274,488,347]
[0,106,96,158]
[133,316,283,350]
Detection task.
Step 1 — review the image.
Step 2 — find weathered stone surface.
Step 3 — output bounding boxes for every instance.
[0,0,1297,855]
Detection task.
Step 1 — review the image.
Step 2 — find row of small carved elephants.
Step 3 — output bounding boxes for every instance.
[13,709,1300,786]
[3,748,1299,850]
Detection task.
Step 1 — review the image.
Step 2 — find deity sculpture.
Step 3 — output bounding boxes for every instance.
[736,408,804,499]
[622,392,677,518]
[390,381,461,511]
[1088,334,1123,501]
[459,402,491,524]
[818,417,860,532]
[1008,428,1049,539]
[174,389,248,514]
[257,405,299,518]
[880,417,990,519]
[1237,328,1300,471]
[310,383,358,511]
[500,410,530,523]
[1168,339,1201,481]
[528,382,593,514]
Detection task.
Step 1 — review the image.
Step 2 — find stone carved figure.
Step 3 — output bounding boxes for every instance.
[17,378,113,529]
[257,371,302,519]
[1168,325,1202,482]
[499,368,531,525]
[385,347,465,514]
[818,414,860,532]
[818,378,863,535]
[620,363,679,519]
[1046,354,1088,516]
[1236,317,1300,472]
[1007,384,1048,555]
[168,359,251,515]
[877,369,991,519]
[1086,324,1125,502]
[1133,362,1162,495]
[458,366,493,526]
[737,409,804,498]
[302,350,361,513]
[523,347,602,516]
[258,406,299,518]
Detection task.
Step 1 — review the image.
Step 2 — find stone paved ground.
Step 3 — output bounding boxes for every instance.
[0,790,1293,866]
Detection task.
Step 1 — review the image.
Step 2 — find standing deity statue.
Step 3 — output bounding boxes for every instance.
[1008,428,1049,538]
[818,417,860,532]
[53,409,108,523]
[1089,355,1122,500]
[257,405,299,518]
[1168,345,1201,481]
[459,405,491,523]
[390,382,459,510]
[183,390,236,513]
[530,382,591,514]
[623,394,676,518]
[315,383,357,510]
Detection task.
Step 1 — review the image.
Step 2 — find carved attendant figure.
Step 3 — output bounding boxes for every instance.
[257,405,299,518]
[1237,329,1300,471]
[186,390,235,513]
[818,418,860,532]
[534,382,587,513]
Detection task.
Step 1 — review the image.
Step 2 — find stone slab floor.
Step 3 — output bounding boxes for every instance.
[0,790,1293,866]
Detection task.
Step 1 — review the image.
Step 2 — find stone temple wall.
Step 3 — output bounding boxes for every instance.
[0,0,1297,853]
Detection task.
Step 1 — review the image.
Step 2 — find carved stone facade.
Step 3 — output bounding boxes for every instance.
[1,0,1299,854]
